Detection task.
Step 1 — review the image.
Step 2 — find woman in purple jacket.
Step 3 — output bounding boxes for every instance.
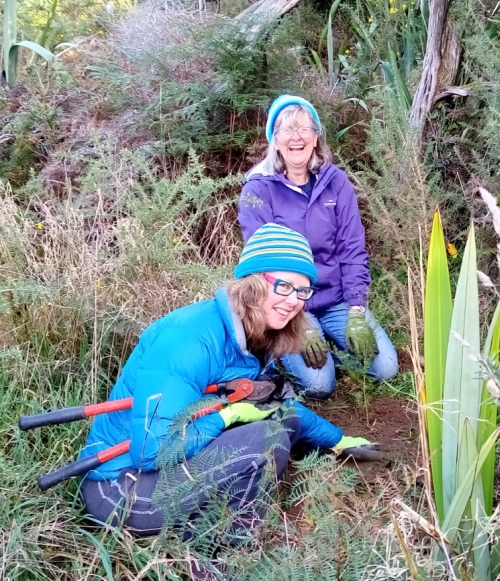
[238,95,398,399]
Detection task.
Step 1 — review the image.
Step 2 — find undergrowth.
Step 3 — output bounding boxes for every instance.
[1,357,418,580]
[2,0,500,577]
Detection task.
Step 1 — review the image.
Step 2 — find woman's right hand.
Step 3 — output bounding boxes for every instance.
[302,330,329,369]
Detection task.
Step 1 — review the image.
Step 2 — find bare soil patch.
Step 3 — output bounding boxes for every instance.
[283,389,421,543]
[396,347,414,372]
[306,387,419,482]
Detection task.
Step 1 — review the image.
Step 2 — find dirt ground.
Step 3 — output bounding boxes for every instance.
[306,384,419,481]
[396,348,414,373]
[283,385,421,538]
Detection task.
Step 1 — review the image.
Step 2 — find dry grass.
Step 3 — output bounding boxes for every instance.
[111,0,221,72]
[0,150,240,354]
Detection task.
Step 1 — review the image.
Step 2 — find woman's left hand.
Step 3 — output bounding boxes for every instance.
[218,402,276,428]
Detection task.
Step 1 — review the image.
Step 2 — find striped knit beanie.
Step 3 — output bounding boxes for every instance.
[265,95,322,142]
[235,223,318,284]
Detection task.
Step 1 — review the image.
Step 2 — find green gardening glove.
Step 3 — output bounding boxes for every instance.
[345,309,378,365]
[219,402,276,428]
[302,329,329,369]
[332,436,372,452]
[332,435,387,461]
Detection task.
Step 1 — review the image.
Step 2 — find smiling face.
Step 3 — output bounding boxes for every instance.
[261,270,309,330]
[274,110,319,178]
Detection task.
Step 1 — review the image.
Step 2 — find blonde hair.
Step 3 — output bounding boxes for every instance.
[226,274,311,359]
[264,104,333,175]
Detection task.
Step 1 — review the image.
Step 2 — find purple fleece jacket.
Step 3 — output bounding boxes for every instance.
[238,161,371,312]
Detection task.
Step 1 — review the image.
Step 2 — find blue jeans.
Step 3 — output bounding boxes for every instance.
[281,303,399,400]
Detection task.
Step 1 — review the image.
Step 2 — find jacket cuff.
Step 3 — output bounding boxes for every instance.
[347,297,367,308]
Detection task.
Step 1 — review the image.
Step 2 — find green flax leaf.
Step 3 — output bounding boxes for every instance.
[442,224,482,515]
[424,209,452,522]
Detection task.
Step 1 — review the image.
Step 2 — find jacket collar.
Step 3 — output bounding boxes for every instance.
[214,288,250,355]
[245,162,337,201]
[245,158,274,179]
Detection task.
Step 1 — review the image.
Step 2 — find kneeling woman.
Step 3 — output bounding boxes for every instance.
[80,223,345,538]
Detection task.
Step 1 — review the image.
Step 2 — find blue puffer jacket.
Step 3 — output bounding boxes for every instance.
[81,289,343,481]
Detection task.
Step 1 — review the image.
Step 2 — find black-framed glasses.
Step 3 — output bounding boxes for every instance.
[263,273,315,301]
[276,127,317,139]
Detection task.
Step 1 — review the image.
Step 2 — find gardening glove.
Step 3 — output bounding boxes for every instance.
[218,402,275,428]
[332,436,387,461]
[345,309,378,365]
[302,329,329,369]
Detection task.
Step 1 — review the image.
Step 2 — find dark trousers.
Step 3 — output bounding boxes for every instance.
[81,417,300,537]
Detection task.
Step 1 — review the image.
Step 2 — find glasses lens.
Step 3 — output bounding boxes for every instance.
[297,288,314,300]
[278,127,314,138]
[274,281,294,296]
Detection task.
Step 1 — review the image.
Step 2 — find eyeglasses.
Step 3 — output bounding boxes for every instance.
[276,127,317,139]
[263,273,315,301]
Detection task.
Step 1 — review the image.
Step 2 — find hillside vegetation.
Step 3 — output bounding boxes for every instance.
[1,0,500,578]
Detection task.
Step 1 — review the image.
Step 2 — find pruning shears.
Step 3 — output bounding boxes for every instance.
[19,378,268,491]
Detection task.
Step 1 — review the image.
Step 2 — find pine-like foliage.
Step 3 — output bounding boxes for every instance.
[154,402,299,552]
[154,399,383,580]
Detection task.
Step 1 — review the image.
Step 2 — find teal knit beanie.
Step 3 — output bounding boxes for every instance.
[266,95,322,142]
[234,223,318,284]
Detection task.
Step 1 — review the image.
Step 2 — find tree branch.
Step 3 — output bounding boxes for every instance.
[235,0,303,19]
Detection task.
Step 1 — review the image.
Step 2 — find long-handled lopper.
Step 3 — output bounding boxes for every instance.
[20,378,280,491]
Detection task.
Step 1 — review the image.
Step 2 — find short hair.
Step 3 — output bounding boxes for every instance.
[264,104,333,174]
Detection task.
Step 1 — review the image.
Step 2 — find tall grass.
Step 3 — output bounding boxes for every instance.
[0,152,232,578]
[2,149,240,346]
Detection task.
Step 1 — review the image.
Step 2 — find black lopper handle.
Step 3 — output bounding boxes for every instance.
[19,406,86,431]
[37,454,100,491]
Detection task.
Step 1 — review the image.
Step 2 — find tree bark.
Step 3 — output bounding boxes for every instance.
[235,0,303,20]
[234,0,304,43]
[409,0,449,132]
[436,18,461,93]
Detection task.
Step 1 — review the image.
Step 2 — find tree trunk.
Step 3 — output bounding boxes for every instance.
[436,18,461,93]
[409,0,449,133]
[234,0,304,43]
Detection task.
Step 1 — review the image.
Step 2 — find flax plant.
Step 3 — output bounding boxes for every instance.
[414,208,500,578]
[308,0,342,87]
[2,0,57,85]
